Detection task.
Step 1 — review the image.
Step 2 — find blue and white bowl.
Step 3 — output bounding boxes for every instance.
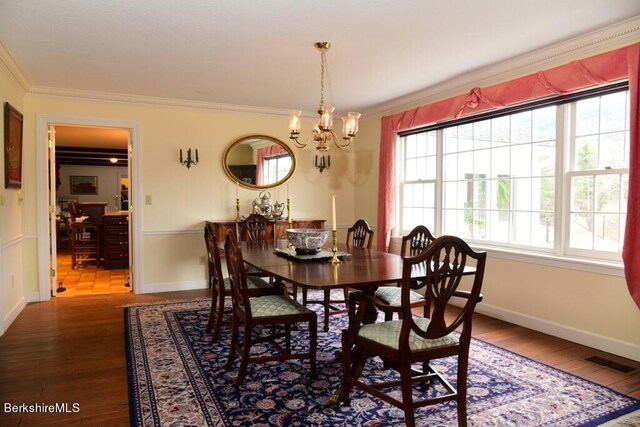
[286,229,330,255]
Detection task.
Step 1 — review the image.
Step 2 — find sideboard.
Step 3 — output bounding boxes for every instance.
[207,219,326,243]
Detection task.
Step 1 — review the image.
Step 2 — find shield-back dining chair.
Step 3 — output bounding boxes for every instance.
[223,230,317,385]
[341,235,487,426]
[204,222,276,341]
[374,225,436,321]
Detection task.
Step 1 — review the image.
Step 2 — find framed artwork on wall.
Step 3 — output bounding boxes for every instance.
[4,102,23,189]
[70,175,98,195]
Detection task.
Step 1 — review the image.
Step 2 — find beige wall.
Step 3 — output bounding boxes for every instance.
[0,59,27,334]
[21,95,356,294]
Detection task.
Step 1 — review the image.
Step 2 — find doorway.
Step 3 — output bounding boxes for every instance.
[53,125,130,297]
[36,115,142,301]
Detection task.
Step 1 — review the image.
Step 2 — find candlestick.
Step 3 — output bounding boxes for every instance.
[330,229,341,264]
[287,197,293,249]
[331,195,336,231]
[236,198,241,222]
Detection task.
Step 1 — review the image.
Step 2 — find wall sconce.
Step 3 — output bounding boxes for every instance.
[180,148,199,169]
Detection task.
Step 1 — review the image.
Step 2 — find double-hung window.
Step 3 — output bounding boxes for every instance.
[262,154,292,185]
[396,85,629,263]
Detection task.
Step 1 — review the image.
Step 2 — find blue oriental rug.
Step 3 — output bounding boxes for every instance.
[124,297,640,426]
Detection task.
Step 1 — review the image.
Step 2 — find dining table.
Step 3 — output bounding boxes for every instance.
[240,240,476,330]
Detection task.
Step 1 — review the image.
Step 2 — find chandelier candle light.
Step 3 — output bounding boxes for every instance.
[289,42,361,173]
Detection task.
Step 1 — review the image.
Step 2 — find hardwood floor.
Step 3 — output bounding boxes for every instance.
[0,289,638,426]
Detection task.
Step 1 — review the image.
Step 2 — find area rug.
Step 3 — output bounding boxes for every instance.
[124,296,640,426]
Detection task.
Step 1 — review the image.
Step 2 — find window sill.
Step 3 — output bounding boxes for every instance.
[388,236,624,278]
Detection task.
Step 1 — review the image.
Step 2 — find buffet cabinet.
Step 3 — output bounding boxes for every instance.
[103,213,129,269]
[208,219,326,243]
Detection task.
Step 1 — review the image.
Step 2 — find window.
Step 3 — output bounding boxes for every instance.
[262,154,292,185]
[396,87,629,262]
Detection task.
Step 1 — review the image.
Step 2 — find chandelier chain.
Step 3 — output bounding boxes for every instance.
[319,50,326,109]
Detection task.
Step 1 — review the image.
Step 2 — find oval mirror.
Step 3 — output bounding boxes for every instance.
[222,135,296,189]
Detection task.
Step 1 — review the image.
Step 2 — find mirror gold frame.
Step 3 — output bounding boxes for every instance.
[222,134,296,190]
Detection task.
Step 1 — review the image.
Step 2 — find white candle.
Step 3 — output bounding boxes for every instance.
[332,195,336,231]
[236,181,239,199]
[287,182,290,199]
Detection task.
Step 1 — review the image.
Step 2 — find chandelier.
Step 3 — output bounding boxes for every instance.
[288,42,360,172]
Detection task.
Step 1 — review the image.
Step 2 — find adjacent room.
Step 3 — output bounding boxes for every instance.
[1,1,639,426]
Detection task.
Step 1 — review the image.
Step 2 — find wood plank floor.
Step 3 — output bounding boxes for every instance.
[0,289,638,426]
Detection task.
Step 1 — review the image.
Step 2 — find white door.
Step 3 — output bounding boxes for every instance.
[127,133,134,289]
[48,125,58,297]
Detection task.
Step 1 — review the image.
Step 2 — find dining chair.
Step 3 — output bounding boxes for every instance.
[235,213,276,245]
[302,219,374,331]
[69,220,100,268]
[204,223,276,341]
[223,230,317,385]
[235,213,278,279]
[341,235,487,427]
[374,225,436,321]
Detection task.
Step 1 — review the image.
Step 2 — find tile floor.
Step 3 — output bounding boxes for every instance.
[56,249,131,297]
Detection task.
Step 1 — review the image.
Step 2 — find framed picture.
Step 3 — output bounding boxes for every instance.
[70,175,98,195]
[4,102,23,189]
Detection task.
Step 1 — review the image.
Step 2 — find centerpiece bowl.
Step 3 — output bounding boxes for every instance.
[286,228,330,255]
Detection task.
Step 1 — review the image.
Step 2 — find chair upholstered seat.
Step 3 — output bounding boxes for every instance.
[358,317,458,351]
[374,286,424,306]
[222,275,270,291]
[250,295,316,318]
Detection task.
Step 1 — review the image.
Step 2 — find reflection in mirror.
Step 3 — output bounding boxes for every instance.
[223,135,296,189]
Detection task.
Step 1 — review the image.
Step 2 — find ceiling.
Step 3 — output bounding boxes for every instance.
[1,1,640,117]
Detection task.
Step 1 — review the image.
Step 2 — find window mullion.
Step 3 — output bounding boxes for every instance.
[435,129,443,235]
[559,103,571,257]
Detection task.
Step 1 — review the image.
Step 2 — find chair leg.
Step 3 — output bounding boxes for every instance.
[343,288,350,309]
[225,316,239,370]
[205,289,218,334]
[236,324,252,385]
[323,290,330,332]
[285,323,291,352]
[302,287,308,305]
[400,361,416,427]
[456,352,469,427]
[309,316,317,378]
[212,292,226,341]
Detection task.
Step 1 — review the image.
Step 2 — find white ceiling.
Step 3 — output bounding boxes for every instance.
[1,1,640,116]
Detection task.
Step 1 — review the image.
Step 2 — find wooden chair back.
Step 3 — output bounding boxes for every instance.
[67,200,82,220]
[236,214,276,245]
[224,229,251,318]
[204,222,224,291]
[401,225,436,257]
[399,235,486,342]
[346,219,374,249]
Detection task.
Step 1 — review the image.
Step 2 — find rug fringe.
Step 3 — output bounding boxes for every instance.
[118,298,210,308]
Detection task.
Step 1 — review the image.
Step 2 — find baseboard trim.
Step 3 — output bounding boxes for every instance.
[25,292,40,303]
[1,296,27,336]
[471,301,640,362]
[137,280,208,295]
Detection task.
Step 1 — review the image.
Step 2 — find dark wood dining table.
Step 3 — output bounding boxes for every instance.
[240,240,478,330]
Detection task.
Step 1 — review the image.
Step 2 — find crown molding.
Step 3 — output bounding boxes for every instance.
[0,42,30,91]
[363,16,640,118]
[26,85,291,117]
